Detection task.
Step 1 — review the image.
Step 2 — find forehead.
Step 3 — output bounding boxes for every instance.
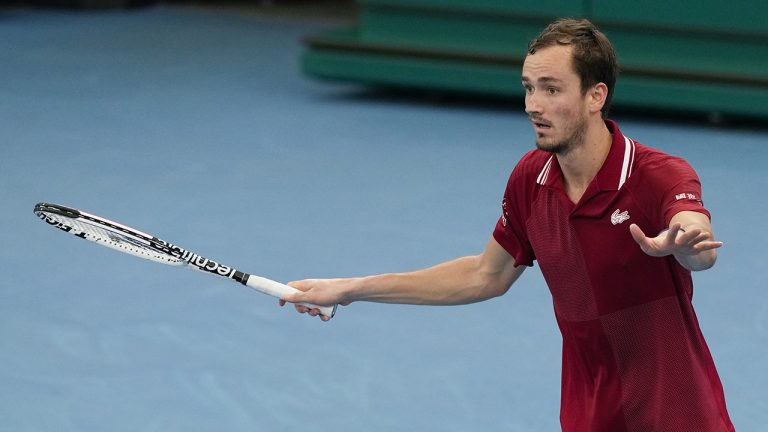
[522,45,577,82]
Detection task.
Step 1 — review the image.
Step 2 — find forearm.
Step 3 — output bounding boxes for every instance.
[348,256,513,306]
[674,249,716,271]
[673,223,718,271]
[284,238,523,318]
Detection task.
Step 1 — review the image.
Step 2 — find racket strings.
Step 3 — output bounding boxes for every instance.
[44,213,183,265]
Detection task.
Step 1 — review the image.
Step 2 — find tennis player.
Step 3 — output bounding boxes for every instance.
[282,18,734,431]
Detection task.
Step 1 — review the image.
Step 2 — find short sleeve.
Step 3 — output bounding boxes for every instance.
[657,158,711,226]
[492,157,537,267]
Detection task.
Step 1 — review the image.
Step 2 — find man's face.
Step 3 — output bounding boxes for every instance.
[522,45,590,155]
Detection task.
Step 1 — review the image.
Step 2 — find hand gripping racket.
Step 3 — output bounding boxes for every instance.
[33,203,336,318]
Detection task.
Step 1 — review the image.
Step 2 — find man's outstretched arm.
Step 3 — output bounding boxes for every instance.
[280,237,525,320]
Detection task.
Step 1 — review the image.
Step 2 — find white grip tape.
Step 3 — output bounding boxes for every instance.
[245,275,336,318]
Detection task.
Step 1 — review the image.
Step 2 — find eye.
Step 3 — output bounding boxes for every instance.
[522,83,533,94]
[546,87,559,95]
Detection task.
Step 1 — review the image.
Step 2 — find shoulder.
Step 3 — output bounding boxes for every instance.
[507,149,554,185]
[626,142,710,224]
[630,142,701,184]
[499,149,552,213]
[624,141,707,212]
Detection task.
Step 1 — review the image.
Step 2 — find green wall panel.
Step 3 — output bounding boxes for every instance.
[615,76,768,117]
[591,0,768,36]
[302,0,768,119]
[360,0,585,17]
[303,50,523,94]
[358,8,544,54]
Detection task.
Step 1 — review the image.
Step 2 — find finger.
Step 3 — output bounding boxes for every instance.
[629,223,648,245]
[629,224,657,255]
[692,240,724,252]
[678,229,719,252]
[672,230,698,249]
[281,287,307,305]
[686,230,710,245]
[665,223,683,244]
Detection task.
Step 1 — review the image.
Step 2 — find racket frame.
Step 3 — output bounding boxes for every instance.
[34,202,336,318]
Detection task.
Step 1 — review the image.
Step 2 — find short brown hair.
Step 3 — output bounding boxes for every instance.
[528,19,618,116]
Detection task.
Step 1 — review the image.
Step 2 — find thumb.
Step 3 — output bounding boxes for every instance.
[628,223,646,244]
[282,280,310,304]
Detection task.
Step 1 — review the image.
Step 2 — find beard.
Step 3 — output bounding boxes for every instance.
[534,113,587,156]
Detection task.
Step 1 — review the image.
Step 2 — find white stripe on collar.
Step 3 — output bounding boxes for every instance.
[536,155,555,185]
[618,136,636,189]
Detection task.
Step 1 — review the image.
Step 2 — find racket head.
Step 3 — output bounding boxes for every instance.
[34,202,185,266]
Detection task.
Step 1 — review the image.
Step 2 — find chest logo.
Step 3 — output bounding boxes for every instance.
[611,209,630,225]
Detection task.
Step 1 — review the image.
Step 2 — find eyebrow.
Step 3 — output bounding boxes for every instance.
[521,76,564,84]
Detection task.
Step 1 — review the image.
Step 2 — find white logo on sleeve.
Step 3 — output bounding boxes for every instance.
[611,209,630,225]
[675,192,699,201]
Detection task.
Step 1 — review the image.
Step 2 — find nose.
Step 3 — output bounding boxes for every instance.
[525,92,542,116]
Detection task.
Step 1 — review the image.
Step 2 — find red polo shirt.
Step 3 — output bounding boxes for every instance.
[493,120,734,431]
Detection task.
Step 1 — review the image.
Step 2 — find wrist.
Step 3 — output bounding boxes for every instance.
[343,275,381,303]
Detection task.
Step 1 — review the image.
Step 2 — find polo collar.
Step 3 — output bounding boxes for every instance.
[535,119,637,192]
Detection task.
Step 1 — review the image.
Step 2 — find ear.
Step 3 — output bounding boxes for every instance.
[587,82,608,114]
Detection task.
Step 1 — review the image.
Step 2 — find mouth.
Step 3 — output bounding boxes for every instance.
[531,119,552,133]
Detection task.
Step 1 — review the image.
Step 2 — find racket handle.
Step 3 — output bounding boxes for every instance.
[245,275,337,318]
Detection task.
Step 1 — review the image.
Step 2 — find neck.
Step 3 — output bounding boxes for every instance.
[557,118,613,195]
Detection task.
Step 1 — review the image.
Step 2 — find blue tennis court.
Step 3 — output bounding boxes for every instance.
[1,5,766,431]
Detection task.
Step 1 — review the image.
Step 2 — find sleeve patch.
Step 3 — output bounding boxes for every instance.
[674,192,700,201]
[501,197,509,227]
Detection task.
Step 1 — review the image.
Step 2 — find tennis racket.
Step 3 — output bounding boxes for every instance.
[33,202,336,318]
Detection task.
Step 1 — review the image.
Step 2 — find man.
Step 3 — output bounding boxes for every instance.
[281,19,734,431]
